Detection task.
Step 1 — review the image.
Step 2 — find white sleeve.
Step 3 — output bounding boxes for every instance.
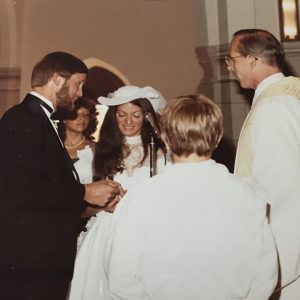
[252,96,300,200]
[245,221,278,299]
[251,96,300,286]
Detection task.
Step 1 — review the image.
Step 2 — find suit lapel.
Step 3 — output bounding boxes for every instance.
[22,94,80,182]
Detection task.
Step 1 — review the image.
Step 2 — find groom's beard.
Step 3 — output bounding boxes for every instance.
[56,83,75,111]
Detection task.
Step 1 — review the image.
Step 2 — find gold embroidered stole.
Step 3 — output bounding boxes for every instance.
[234,76,300,176]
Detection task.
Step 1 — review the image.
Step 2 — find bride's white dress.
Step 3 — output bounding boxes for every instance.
[68,136,166,300]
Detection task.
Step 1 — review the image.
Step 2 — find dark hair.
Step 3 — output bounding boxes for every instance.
[94,98,166,180]
[233,29,285,69]
[31,51,88,88]
[56,97,98,141]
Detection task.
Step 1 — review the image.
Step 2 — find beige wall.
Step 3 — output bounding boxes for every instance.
[1,0,300,170]
[18,0,201,101]
[0,0,21,115]
[0,0,19,68]
[195,0,300,149]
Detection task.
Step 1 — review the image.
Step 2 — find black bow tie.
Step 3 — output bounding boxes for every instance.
[39,100,81,182]
[37,98,54,114]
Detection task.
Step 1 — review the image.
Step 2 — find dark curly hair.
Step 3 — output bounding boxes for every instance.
[55,97,98,142]
[93,98,166,181]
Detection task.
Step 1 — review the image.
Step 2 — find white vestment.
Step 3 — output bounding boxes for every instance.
[235,73,300,299]
[108,160,278,300]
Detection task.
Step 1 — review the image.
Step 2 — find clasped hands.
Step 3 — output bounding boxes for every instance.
[84,179,125,213]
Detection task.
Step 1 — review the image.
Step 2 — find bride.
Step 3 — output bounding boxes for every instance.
[68,86,168,299]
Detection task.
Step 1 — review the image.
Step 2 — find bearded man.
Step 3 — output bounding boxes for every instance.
[0,52,123,300]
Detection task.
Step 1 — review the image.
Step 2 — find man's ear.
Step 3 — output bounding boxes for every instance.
[51,73,66,88]
[250,55,258,69]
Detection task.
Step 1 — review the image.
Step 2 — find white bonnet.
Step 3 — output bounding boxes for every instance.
[97,85,167,113]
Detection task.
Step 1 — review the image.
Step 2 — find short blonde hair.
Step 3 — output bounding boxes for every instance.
[161,95,223,157]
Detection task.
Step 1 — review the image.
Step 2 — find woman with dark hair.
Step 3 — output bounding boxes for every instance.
[55,97,98,184]
[94,86,166,188]
[69,86,168,300]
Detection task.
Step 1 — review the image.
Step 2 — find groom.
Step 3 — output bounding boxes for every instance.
[0,52,123,300]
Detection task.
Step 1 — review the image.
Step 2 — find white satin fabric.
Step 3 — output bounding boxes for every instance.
[68,136,166,300]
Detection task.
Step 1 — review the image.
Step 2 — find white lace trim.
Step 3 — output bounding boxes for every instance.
[123,136,144,177]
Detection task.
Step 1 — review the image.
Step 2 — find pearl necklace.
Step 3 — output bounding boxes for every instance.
[65,136,86,149]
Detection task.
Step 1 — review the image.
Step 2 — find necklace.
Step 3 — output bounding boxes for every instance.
[65,136,86,149]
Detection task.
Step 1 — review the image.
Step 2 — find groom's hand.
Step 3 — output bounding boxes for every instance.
[84,179,124,207]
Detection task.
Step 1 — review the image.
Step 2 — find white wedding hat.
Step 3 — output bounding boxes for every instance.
[97,85,167,113]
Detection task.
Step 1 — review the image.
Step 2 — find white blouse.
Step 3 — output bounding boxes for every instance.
[73,145,94,184]
[114,135,166,190]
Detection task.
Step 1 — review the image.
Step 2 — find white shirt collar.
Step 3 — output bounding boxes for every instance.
[253,72,285,106]
[30,91,65,147]
[30,91,55,117]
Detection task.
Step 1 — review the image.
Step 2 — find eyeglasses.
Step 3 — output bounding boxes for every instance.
[224,54,244,66]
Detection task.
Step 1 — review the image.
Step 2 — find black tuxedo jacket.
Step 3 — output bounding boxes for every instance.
[0,94,86,298]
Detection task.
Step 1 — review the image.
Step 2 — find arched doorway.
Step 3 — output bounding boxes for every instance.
[83,57,130,141]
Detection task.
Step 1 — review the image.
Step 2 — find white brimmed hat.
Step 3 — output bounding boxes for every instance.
[97,85,167,113]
